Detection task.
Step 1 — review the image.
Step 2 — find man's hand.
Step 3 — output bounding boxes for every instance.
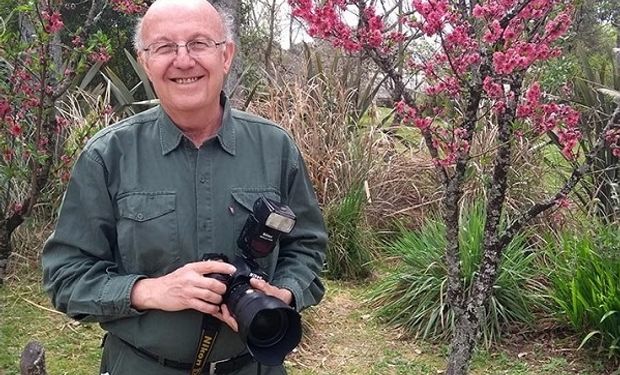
[249,278,294,306]
[130,260,235,316]
[213,303,238,332]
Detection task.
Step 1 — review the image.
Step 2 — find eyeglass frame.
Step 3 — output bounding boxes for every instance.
[142,38,227,58]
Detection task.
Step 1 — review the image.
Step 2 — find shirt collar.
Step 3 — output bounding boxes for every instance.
[158,92,236,156]
[216,93,236,156]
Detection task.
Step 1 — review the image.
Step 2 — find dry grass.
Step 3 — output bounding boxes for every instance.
[247,74,441,231]
[288,281,445,374]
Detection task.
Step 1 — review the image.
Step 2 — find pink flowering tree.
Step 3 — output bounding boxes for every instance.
[290,0,620,373]
[0,0,147,281]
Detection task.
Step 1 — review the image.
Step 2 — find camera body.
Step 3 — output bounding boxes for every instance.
[204,196,301,366]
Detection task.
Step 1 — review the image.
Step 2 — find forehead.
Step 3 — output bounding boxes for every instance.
[141,5,224,43]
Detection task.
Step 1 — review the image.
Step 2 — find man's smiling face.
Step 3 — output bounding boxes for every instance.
[138,0,234,117]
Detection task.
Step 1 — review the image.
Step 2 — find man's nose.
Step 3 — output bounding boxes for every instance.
[172,46,195,68]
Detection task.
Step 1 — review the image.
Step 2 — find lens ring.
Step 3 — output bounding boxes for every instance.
[248,309,289,348]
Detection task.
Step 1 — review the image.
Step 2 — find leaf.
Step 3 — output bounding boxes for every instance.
[578,330,601,349]
[101,67,135,109]
[123,49,156,100]
[595,88,620,99]
[79,61,104,90]
[600,310,619,323]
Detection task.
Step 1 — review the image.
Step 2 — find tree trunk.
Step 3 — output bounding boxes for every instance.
[0,210,24,282]
[0,221,11,282]
[0,215,22,283]
[446,308,482,375]
[211,0,244,96]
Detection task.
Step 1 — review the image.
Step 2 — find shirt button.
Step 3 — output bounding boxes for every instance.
[136,213,144,220]
[200,177,206,183]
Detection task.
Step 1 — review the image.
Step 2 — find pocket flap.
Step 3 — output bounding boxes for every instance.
[118,192,176,222]
[231,189,281,211]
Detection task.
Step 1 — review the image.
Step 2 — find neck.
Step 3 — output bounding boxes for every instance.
[167,105,223,147]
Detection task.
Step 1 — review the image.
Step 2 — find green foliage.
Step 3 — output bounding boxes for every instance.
[323,184,374,280]
[91,49,158,116]
[545,222,620,357]
[367,202,545,348]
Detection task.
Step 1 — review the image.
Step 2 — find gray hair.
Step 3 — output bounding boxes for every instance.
[133,2,235,52]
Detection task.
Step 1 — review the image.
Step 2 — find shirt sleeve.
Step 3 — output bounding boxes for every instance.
[42,149,145,322]
[270,148,327,312]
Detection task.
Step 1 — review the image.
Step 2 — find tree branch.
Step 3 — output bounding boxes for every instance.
[498,100,620,248]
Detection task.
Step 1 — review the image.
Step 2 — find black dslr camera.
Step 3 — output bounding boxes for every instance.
[204,196,301,366]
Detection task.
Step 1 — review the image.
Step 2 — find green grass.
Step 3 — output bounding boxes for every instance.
[0,267,104,375]
[367,202,546,348]
[545,223,620,358]
[1,265,616,375]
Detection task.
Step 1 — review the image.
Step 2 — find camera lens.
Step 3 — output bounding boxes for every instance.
[248,309,288,347]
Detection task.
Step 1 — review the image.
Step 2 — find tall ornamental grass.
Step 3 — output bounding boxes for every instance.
[367,202,546,348]
[323,184,375,280]
[545,223,620,357]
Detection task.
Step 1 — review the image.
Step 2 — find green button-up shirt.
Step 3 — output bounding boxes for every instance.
[42,95,327,364]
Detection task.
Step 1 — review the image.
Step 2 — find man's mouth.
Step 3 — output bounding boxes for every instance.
[172,76,201,84]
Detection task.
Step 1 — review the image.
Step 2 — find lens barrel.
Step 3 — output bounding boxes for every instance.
[228,287,302,366]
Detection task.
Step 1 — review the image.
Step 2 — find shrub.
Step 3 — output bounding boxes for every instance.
[367,202,545,347]
[545,222,620,357]
[323,184,375,280]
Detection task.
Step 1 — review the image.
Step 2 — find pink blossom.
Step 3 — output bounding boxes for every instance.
[10,202,23,215]
[414,116,433,130]
[605,129,620,158]
[0,99,9,118]
[483,20,503,44]
[544,10,572,43]
[110,0,146,15]
[89,47,112,63]
[55,115,68,133]
[483,76,504,99]
[9,122,22,137]
[72,35,84,48]
[42,10,64,33]
[556,196,570,209]
[412,0,450,35]
[2,148,13,162]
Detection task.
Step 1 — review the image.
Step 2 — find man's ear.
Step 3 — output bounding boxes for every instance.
[222,42,236,75]
[137,52,153,81]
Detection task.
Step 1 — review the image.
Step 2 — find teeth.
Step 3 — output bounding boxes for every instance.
[175,77,199,84]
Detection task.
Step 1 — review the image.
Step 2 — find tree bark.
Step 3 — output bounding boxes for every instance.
[211,0,244,96]
[0,221,11,282]
[20,341,47,375]
[446,308,483,375]
[0,215,23,283]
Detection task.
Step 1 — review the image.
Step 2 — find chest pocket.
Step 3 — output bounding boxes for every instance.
[231,188,281,278]
[116,192,178,276]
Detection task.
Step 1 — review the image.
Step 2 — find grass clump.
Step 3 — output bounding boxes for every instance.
[545,221,620,358]
[367,202,545,348]
[323,184,375,280]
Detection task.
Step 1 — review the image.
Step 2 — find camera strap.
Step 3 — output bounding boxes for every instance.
[190,314,220,375]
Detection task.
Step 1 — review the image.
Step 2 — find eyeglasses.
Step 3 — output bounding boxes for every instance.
[143,39,226,59]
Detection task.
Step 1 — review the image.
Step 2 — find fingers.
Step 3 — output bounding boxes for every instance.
[193,276,228,295]
[190,260,236,276]
[214,304,238,332]
[249,278,294,305]
[187,298,222,316]
[131,260,236,312]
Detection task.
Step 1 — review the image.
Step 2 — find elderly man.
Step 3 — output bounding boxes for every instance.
[42,1,327,374]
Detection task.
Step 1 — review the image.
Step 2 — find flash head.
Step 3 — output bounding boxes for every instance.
[237,196,296,258]
[262,200,295,233]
